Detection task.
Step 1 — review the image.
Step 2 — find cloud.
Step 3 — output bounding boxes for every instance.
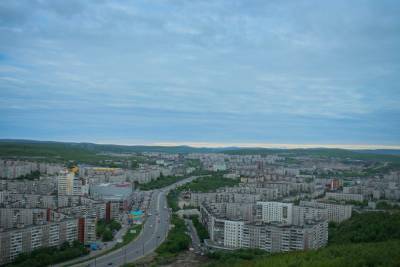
[0,0,399,145]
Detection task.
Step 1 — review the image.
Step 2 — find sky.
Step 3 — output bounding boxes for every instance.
[0,0,399,148]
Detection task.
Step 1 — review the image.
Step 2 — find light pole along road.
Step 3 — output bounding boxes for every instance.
[68,175,203,267]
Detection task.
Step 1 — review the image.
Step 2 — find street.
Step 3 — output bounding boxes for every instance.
[185,219,202,254]
[67,175,202,267]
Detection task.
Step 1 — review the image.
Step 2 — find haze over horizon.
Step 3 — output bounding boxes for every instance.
[1,0,399,145]
[2,138,400,150]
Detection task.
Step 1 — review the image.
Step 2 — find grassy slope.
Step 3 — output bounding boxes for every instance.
[206,212,400,267]
[205,241,400,267]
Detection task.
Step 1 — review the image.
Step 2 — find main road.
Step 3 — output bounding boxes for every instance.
[68,175,203,267]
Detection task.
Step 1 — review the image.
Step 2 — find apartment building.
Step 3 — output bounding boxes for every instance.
[58,170,76,196]
[0,219,79,265]
[200,203,328,253]
[0,160,63,179]
[224,220,244,248]
[0,208,48,230]
[292,205,328,226]
[300,200,352,223]
[256,201,293,225]
[325,192,364,202]
[190,191,264,207]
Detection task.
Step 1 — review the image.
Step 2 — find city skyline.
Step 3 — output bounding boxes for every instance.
[1,0,400,145]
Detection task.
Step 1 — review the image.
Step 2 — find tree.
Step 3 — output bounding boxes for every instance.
[102,229,113,242]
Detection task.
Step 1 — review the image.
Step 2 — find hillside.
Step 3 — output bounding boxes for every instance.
[205,240,400,267]
[1,140,400,161]
[205,212,400,267]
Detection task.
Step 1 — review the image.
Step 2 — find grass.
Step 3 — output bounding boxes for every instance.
[137,174,189,190]
[7,241,89,267]
[205,211,400,267]
[205,240,400,267]
[114,224,143,249]
[154,214,191,264]
[178,174,240,193]
[189,215,209,242]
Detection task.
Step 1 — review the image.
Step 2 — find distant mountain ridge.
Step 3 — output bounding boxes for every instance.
[1,139,400,159]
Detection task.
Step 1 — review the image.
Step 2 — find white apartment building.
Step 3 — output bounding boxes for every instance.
[224,220,244,248]
[200,203,328,253]
[300,200,352,223]
[0,160,63,179]
[292,205,328,226]
[58,170,75,196]
[0,219,79,265]
[257,201,293,225]
[325,192,364,202]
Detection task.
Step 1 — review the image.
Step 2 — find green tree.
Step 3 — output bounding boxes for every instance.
[102,229,113,242]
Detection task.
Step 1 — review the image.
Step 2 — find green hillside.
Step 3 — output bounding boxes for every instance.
[205,212,400,267]
[206,241,400,267]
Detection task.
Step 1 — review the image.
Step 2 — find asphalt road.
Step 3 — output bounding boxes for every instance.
[185,219,202,253]
[70,175,202,267]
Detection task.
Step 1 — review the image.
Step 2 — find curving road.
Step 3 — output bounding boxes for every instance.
[70,175,202,267]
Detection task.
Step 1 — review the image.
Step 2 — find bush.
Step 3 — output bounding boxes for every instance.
[102,229,113,242]
[138,175,187,190]
[97,219,121,241]
[8,241,88,267]
[329,212,400,244]
[167,190,180,212]
[206,241,400,267]
[155,215,190,263]
[190,215,209,242]
[179,174,240,193]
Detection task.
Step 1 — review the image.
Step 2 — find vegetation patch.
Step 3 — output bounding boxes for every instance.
[6,241,89,267]
[96,219,122,242]
[376,201,400,210]
[138,174,188,190]
[1,170,41,180]
[205,241,400,267]
[167,189,180,212]
[114,224,143,249]
[328,211,400,244]
[205,211,400,267]
[179,173,240,193]
[155,214,191,264]
[188,215,209,242]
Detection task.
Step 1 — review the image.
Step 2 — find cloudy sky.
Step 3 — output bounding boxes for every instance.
[0,0,399,147]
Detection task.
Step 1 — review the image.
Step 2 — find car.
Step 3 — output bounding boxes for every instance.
[108,263,113,266]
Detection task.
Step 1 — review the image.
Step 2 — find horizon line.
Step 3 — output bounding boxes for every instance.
[1,138,400,150]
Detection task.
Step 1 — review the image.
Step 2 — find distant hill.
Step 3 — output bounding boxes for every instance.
[0,139,226,155]
[222,147,400,162]
[0,139,399,163]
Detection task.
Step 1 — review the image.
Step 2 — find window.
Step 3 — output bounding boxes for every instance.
[283,206,288,219]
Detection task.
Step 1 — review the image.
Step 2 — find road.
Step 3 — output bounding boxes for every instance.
[185,219,202,253]
[69,175,202,267]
